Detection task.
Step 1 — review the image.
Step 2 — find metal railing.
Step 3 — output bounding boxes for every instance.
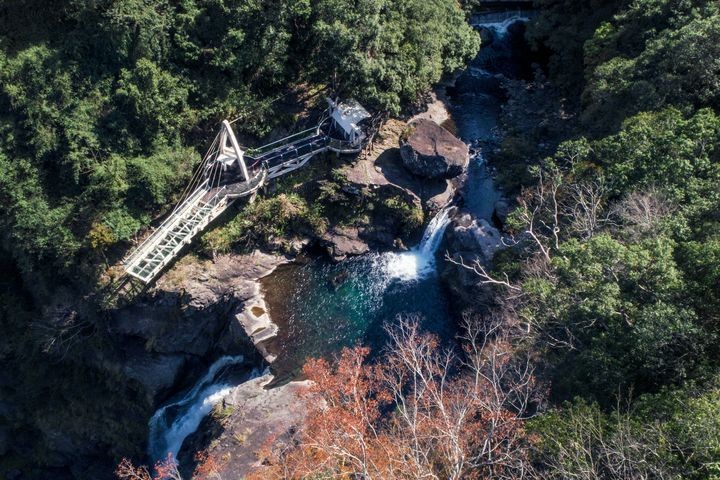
[124,185,229,281]
[245,125,323,157]
[123,182,209,268]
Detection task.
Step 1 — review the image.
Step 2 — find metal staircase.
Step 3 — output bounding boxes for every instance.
[124,183,229,282]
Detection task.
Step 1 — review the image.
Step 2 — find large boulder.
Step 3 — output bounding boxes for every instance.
[178,374,311,479]
[441,211,504,307]
[400,119,469,179]
[446,212,503,267]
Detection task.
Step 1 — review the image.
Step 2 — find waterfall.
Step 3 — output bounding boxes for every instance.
[147,355,249,464]
[384,208,453,282]
[470,13,530,36]
[418,207,453,257]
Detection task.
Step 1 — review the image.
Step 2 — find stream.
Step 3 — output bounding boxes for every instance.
[147,10,534,467]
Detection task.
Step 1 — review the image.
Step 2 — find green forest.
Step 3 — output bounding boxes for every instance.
[0,0,477,295]
[503,0,720,477]
[1,0,720,478]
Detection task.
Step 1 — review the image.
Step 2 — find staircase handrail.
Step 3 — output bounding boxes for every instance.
[245,125,324,157]
[123,181,210,267]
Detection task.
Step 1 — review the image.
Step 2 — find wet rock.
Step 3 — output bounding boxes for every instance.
[120,350,188,404]
[400,119,469,179]
[178,374,311,479]
[453,72,505,98]
[426,179,456,211]
[448,213,503,264]
[478,26,496,46]
[441,212,505,306]
[330,270,350,290]
[322,227,371,261]
[492,199,511,226]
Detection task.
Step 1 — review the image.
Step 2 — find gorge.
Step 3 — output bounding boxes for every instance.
[145,11,535,477]
[4,0,720,478]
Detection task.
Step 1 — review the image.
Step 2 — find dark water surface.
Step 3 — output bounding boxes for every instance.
[262,253,454,380]
[261,12,534,380]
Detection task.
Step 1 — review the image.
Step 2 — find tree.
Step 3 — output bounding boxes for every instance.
[312,0,480,114]
[115,58,190,147]
[582,1,720,133]
[530,382,720,480]
[115,453,182,480]
[252,315,539,479]
[527,0,628,95]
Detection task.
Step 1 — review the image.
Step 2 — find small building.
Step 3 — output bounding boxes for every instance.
[327,98,371,148]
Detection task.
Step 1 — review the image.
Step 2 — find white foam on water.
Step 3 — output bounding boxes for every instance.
[471,15,530,37]
[383,207,452,282]
[469,65,493,78]
[147,355,246,464]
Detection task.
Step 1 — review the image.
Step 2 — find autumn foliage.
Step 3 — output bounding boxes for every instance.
[115,450,228,480]
[251,315,539,479]
[115,453,181,480]
[192,450,228,479]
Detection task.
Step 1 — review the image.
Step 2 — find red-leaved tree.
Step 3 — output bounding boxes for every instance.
[252,314,539,479]
[115,453,182,480]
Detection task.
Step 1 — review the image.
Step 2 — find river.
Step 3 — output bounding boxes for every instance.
[260,10,533,381]
[147,10,534,467]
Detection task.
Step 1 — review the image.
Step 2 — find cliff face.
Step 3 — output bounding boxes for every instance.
[0,252,287,480]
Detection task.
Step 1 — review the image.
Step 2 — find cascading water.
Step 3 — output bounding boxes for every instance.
[470,14,530,36]
[146,11,535,467]
[147,355,254,464]
[144,205,454,466]
[384,207,453,281]
[260,11,533,379]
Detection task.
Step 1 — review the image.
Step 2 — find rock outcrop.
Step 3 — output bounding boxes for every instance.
[341,120,455,211]
[107,252,280,402]
[400,119,469,179]
[492,199,511,226]
[150,250,290,363]
[178,374,311,478]
[441,211,504,307]
[322,226,371,261]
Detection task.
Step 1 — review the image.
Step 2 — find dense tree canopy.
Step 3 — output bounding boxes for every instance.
[494,1,720,477]
[0,0,479,292]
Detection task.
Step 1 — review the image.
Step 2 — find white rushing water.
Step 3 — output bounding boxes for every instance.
[147,355,248,464]
[146,210,453,466]
[144,11,532,473]
[470,13,530,36]
[384,207,453,282]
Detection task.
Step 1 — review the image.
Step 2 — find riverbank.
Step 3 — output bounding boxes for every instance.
[149,89,467,475]
[146,12,537,478]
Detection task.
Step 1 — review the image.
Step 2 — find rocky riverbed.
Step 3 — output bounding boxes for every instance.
[141,12,533,478]
[0,12,534,479]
